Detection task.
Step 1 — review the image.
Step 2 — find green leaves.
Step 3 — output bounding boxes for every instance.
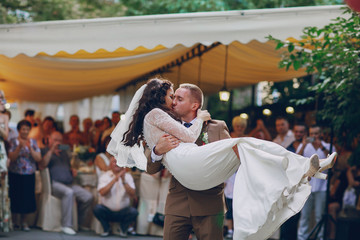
[270,7,360,147]
[288,43,295,53]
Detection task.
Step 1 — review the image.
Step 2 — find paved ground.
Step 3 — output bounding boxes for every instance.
[0,228,164,240]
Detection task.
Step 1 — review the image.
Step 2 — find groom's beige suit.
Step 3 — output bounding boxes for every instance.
[147,119,231,240]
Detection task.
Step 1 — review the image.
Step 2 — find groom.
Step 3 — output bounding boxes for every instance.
[147,83,231,240]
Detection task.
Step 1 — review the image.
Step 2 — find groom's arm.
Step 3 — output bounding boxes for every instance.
[146,134,180,174]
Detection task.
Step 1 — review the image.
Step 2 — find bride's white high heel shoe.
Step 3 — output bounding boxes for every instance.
[304,154,320,179]
[312,152,337,180]
[319,152,337,172]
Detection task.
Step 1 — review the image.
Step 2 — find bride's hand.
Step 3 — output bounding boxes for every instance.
[197,109,211,121]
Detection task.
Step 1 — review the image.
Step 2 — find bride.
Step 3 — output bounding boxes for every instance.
[107,78,336,240]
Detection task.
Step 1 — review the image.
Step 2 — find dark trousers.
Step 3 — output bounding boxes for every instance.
[163,214,224,240]
[280,212,300,240]
[93,204,138,233]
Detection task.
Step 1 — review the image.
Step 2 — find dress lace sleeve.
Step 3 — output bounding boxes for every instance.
[145,108,203,143]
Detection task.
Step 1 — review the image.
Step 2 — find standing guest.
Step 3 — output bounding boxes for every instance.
[101,112,120,144]
[280,122,307,240]
[224,172,236,239]
[8,120,42,231]
[40,116,57,148]
[4,110,18,141]
[248,119,272,141]
[297,125,336,240]
[93,156,138,237]
[273,116,295,148]
[40,131,93,235]
[230,116,247,138]
[81,118,93,147]
[24,109,41,141]
[0,90,11,233]
[92,120,103,151]
[327,167,348,239]
[63,115,84,146]
[97,117,111,153]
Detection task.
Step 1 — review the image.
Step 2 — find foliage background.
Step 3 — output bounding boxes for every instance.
[1,0,343,24]
[268,7,360,156]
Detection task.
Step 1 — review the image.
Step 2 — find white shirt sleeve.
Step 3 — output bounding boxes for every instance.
[151,147,163,162]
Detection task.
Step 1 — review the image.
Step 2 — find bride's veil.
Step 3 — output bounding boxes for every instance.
[107,84,148,170]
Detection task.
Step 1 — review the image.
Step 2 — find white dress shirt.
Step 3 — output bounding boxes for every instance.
[97,171,135,211]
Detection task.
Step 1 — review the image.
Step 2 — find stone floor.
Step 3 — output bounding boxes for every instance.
[0,228,164,240]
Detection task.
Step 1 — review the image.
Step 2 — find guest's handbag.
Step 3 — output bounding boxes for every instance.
[152,212,165,227]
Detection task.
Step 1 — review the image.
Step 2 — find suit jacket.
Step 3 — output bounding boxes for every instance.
[147,119,230,217]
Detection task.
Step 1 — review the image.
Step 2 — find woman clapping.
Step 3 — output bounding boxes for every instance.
[8,120,41,231]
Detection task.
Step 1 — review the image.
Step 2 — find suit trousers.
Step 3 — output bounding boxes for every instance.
[51,181,93,228]
[93,204,138,233]
[163,214,224,240]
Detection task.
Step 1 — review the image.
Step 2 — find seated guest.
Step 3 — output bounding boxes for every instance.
[92,120,103,150]
[8,120,42,231]
[81,118,93,147]
[94,136,112,178]
[93,156,138,237]
[40,131,93,235]
[68,132,82,149]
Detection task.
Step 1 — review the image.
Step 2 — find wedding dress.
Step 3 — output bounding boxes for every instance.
[107,85,313,240]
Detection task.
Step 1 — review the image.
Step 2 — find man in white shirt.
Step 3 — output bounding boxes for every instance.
[297,125,335,240]
[273,116,295,149]
[93,156,138,237]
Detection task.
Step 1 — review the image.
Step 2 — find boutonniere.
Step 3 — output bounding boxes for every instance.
[201,132,209,145]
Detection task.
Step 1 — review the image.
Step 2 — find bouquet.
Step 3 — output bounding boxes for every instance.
[74,145,96,161]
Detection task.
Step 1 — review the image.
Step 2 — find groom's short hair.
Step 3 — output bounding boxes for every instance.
[179,83,204,109]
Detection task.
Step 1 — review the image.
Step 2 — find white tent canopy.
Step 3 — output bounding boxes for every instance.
[0,5,345,122]
[0,5,343,57]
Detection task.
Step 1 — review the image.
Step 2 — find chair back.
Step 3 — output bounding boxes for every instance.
[40,168,52,195]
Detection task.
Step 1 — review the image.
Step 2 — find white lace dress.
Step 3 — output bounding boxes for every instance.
[111,108,312,240]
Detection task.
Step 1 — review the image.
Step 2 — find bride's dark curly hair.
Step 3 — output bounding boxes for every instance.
[122,77,179,147]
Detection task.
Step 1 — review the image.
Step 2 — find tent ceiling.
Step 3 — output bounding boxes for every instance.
[0,5,344,103]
